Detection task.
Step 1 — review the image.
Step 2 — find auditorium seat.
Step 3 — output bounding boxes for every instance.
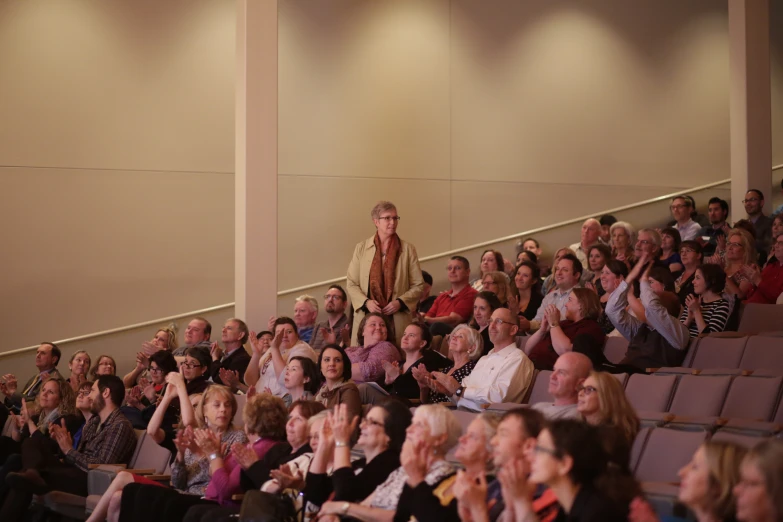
[720,376,783,422]
[524,370,553,405]
[711,430,766,448]
[630,426,652,473]
[603,337,628,364]
[625,374,677,414]
[611,373,629,388]
[737,303,783,334]
[738,336,783,374]
[635,427,708,483]
[515,335,529,352]
[688,335,748,369]
[668,375,732,418]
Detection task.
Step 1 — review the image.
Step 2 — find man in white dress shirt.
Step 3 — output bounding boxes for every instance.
[455,308,534,411]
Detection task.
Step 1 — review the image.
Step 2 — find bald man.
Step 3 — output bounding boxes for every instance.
[531,352,593,420]
[569,218,601,267]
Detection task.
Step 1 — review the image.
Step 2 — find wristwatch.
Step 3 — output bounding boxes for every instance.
[455,386,465,398]
[340,502,350,515]
[209,452,219,461]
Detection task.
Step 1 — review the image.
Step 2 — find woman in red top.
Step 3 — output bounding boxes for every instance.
[524,288,606,370]
[745,233,783,304]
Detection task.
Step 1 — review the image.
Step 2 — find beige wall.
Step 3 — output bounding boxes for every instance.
[2,0,783,376]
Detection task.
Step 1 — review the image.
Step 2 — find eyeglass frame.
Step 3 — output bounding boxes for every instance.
[376,216,401,223]
[533,444,560,458]
[576,384,597,396]
[489,317,516,327]
[181,362,202,369]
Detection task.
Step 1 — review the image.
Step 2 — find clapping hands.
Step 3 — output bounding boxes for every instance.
[382,360,400,384]
[231,442,259,469]
[0,374,18,397]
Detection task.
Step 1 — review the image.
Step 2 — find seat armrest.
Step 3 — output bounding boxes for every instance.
[231,494,245,502]
[124,469,156,475]
[146,474,170,482]
[88,464,127,471]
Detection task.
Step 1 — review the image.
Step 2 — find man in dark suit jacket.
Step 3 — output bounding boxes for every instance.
[209,318,252,390]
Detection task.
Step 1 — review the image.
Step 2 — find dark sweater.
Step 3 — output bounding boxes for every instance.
[304,448,400,506]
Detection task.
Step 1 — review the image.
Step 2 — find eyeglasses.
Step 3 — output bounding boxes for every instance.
[636,239,652,246]
[727,242,743,248]
[670,204,687,210]
[182,362,202,369]
[377,216,401,223]
[577,384,597,395]
[489,318,516,327]
[742,198,760,203]
[149,366,163,374]
[679,248,696,255]
[323,294,343,301]
[533,445,559,457]
[77,390,91,397]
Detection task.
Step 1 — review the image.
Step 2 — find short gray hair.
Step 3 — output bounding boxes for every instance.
[295,294,319,315]
[415,404,462,454]
[609,221,635,242]
[371,201,397,220]
[638,228,662,248]
[451,324,484,361]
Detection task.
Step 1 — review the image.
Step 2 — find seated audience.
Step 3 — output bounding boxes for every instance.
[414,324,482,404]
[208,318,251,388]
[532,352,592,420]
[303,401,411,510]
[675,240,704,306]
[1,376,136,520]
[293,294,319,344]
[734,439,783,522]
[1,342,64,415]
[472,250,505,291]
[114,385,249,522]
[772,212,783,240]
[598,260,628,335]
[471,291,502,354]
[742,189,774,255]
[456,309,534,411]
[310,285,351,352]
[671,195,702,241]
[314,344,362,427]
[570,218,602,266]
[610,221,636,267]
[456,408,547,522]
[599,215,617,244]
[181,346,212,395]
[530,254,585,333]
[498,420,632,521]
[511,261,544,333]
[123,326,178,388]
[366,323,448,403]
[520,237,551,277]
[317,404,460,521]
[744,233,783,304]
[66,351,91,392]
[400,412,499,522]
[525,289,605,371]
[587,243,612,295]
[634,228,663,266]
[345,313,399,385]
[172,317,213,357]
[659,227,684,274]
[422,256,478,336]
[699,197,731,256]
[142,371,198,457]
[417,271,437,314]
[605,253,690,370]
[576,371,640,470]
[705,228,757,300]
[71,380,94,450]
[516,249,538,267]
[245,317,317,397]
[627,266,676,324]
[90,355,117,380]
[282,356,321,407]
[122,350,178,429]
[677,441,747,522]
[680,264,730,337]
[481,270,512,307]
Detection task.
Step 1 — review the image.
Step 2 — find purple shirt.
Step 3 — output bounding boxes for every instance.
[345,341,399,384]
[205,437,280,505]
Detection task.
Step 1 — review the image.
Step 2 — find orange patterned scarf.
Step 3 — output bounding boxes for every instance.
[369,232,401,309]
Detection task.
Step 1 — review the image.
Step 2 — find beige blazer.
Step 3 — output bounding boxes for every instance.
[346,237,424,346]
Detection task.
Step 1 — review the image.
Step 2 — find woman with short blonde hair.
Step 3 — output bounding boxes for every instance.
[414,324,481,404]
[481,270,512,306]
[678,441,747,522]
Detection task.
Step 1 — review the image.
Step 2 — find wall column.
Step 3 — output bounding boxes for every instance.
[729,0,772,220]
[235,0,278,328]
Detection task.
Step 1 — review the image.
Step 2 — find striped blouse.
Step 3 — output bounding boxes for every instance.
[679,298,730,337]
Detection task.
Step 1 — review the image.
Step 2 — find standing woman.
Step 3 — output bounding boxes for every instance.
[347,201,424,347]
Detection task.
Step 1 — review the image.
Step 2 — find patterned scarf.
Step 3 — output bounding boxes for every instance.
[369,232,401,309]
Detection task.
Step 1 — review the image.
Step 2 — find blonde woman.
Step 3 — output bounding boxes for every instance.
[413,324,483,404]
[576,371,640,471]
[734,439,783,522]
[480,270,512,306]
[678,441,747,522]
[705,228,757,300]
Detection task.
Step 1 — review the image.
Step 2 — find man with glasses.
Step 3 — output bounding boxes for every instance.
[309,285,351,352]
[744,189,773,254]
[453,308,534,411]
[670,196,701,241]
[531,352,592,420]
[421,256,477,336]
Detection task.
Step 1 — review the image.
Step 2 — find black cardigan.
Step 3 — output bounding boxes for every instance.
[303,449,400,506]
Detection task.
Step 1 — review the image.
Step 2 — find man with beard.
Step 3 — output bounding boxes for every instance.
[1,375,136,519]
[309,284,351,352]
